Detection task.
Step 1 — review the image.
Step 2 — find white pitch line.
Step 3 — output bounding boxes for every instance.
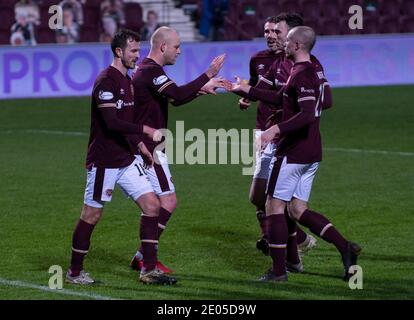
[3,129,414,157]
[0,278,118,300]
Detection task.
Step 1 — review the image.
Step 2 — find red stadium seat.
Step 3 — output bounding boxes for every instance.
[124,2,143,32]
[223,16,240,41]
[399,16,414,33]
[239,19,261,40]
[378,0,401,18]
[320,0,339,19]
[339,17,362,35]
[35,27,56,44]
[0,30,11,45]
[302,0,320,19]
[257,0,280,19]
[82,5,100,28]
[379,16,399,34]
[361,16,379,34]
[401,0,414,16]
[0,8,16,31]
[278,0,302,15]
[79,26,99,42]
[318,17,340,35]
[0,0,18,8]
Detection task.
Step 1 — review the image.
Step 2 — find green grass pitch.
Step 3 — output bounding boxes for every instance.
[0,86,413,300]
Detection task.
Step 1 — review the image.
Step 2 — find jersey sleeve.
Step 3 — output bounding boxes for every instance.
[147,65,209,105]
[278,72,317,135]
[93,78,117,106]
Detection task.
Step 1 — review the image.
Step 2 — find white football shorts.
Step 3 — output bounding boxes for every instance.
[267,156,319,202]
[253,130,277,180]
[84,156,154,208]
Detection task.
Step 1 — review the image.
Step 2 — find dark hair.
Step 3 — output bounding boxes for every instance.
[111,29,140,57]
[266,12,303,29]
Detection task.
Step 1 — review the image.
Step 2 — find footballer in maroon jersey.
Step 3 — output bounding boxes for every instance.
[258,26,361,282]
[235,14,317,260]
[67,29,177,286]
[129,26,227,274]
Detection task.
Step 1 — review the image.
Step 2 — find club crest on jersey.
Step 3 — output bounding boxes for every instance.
[98,90,113,101]
[153,75,168,85]
[258,64,265,70]
[105,189,113,197]
[116,99,124,109]
[120,88,125,95]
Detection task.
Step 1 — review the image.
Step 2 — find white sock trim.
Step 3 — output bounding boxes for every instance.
[320,223,333,237]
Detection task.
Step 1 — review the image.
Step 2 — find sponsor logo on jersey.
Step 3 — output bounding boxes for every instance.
[258,64,265,70]
[98,90,114,100]
[153,75,169,85]
[300,87,315,93]
[116,100,124,109]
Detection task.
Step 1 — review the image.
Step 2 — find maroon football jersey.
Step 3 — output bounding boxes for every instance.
[248,49,279,130]
[277,61,330,163]
[86,66,138,168]
[133,57,209,152]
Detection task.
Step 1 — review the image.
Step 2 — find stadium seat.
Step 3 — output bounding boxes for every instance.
[36,27,56,44]
[124,2,143,32]
[278,0,302,15]
[302,0,320,19]
[361,16,379,34]
[378,0,401,18]
[399,16,414,33]
[0,8,16,31]
[340,0,364,16]
[339,17,362,35]
[239,19,261,40]
[0,30,10,45]
[0,0,18,9]
[82,5,100,28]
[79,26,99,42]
[379,16,399,34]
[320,0,339,19]
[401,0,414,16]
[257,0,280,19]
[318,18,341,35]
[223,16,240,41]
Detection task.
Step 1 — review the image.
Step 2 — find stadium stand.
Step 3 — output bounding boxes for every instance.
[0,0,413,45]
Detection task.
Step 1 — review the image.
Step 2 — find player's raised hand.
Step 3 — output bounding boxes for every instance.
[231,76,251,93]
[206,54,226,78]
[239,97,251,110]
[137,142,154,168]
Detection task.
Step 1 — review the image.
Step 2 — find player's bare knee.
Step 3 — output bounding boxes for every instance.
[160,193,177,212]
[81,205,102,224]
[289,202,307,220]
[136,193,160,217]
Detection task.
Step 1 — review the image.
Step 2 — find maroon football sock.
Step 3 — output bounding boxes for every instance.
[157,207,173,240]
[299,209,348,252]
[296,226,308,245]
[70,219,95,276]
[140,215,158,272]
[267,214,288,276]
[256,208,268,240]
[285,210,300,264]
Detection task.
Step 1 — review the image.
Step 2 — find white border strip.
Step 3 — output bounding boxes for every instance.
[0,278,118,300]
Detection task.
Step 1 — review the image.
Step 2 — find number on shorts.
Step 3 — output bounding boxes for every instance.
[134,163,145,176]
